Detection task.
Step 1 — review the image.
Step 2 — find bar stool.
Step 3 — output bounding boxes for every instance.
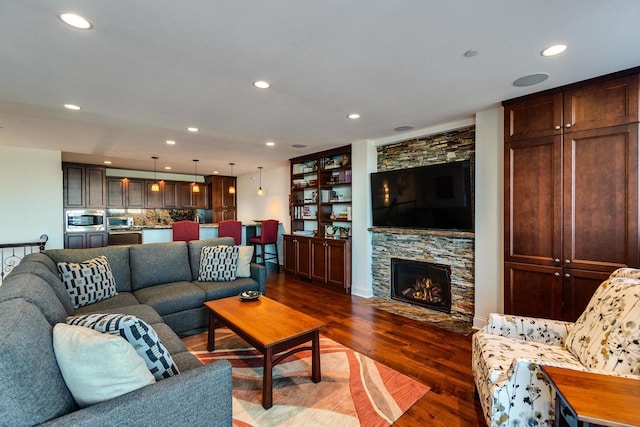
[218,220,242,245]
[172,221,200,242]
[248,219,279,271]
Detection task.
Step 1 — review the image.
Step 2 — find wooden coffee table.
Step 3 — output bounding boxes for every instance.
[204,295,326,409]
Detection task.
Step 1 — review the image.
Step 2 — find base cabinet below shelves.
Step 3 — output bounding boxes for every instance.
[64,232,107,249]
[284,234,351,292]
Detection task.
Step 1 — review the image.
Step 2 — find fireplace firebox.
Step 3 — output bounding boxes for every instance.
[391,258,452,313]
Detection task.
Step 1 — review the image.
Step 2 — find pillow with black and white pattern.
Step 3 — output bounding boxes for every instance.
[66,313,180,381]
[57,256,117,309]
[198,245,239,282]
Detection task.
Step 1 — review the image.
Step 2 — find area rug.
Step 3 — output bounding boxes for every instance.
[190,328,429,427]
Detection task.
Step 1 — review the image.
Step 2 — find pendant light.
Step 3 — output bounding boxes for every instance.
[257,166,264,196]
[228,162,236,194]
[151,156,160,192]
[192,159,200,193]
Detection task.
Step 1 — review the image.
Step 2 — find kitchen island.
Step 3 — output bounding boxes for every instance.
[141,223,256,244]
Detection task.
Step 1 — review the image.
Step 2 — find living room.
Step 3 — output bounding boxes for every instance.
[1,2,639,426]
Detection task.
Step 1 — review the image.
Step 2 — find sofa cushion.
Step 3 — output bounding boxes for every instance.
[130,242,192,290]
[198,245,239,282]
[73,292,140,315]
[75,300,163,325]
[67,313,180,381]
[20,252,59,273]
[133,281,206,315]
[0,299,76,426]
[565,276,640,375]
[0,273,69,325]
[236,246,254,278]
[44,246,133,292]
[194,277,261,300]
[53,323,155,408]
[188,237,235,280]
[57,256,118,309]
[7,260,74,315]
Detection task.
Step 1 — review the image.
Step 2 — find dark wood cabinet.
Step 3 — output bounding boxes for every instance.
[63,163,106,208]
[107,178,145,208]
[210,176,236,222]
[163,181,179,208]
[283,234,311,278]
[64,232,107,249]
[145,180,164,208]
[503,70,640,321]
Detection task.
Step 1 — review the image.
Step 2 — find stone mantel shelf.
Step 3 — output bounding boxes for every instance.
[369,227,474,239]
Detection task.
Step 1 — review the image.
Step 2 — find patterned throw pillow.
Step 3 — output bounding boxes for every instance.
[57,256,118,309]
[67,313,180,381]
[198,245,239,282]
[565,276,640,375]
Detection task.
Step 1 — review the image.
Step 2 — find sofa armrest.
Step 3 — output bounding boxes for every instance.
[41,360,232,427]
[250,263,266,294]
[484,312,572,345]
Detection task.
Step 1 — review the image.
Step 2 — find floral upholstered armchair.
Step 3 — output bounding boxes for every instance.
[472,268,640,427]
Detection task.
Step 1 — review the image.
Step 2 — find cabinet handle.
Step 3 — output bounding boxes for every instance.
[554,258,560,263]
[564,273,571,278]
[565,123,572,128]
[554,272,560,277]
[565,259,571,264]
[554,125,561,130]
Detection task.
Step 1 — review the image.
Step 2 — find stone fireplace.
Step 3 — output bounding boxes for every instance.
[368,126,475,332]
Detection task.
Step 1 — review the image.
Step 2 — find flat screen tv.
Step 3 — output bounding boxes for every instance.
[370,160,473,231]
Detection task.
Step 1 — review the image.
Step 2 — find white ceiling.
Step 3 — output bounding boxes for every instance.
[1,1,639,176]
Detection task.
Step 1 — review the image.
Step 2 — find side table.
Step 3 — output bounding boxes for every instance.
[541,366,640,427]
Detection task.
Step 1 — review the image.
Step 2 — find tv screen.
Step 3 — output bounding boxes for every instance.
[370,160,473,231]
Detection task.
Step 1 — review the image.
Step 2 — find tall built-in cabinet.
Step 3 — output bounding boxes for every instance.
[284,145,352,293]
[63,163,108,248]
[503,70,640,321]
[208,175,237,223]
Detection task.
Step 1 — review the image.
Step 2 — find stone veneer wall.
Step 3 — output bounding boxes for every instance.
[371,125,476,326]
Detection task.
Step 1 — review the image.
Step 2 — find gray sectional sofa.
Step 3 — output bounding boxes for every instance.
[0,237,266,426]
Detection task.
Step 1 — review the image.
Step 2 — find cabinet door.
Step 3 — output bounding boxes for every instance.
[562,269,609,321]
[505,136,562,266]
[283,235,297,275]
[64,233,85,249]
[107,178,125,208]
[86,232,107,248]
[326,239,351,290]
[163,181,179,208]
[126,179,145,208]
[310,239,327,282]
[504,93,563,142]
[145,181,164,208]
[85,167,106,208]
[563,124,639,271]
[211,176,236,209]
[63,164,85,207]
[563,74,639,133]
[193,184,209,208]
[179,183,194,207]
[504,262,563,320]
[297,237,311,278]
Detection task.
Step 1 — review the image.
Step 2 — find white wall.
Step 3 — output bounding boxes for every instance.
[474,107,504,328]
[0,146,64,249]
[236,165,290,264]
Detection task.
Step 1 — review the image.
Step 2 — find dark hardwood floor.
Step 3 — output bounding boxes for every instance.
[184,265,486,426]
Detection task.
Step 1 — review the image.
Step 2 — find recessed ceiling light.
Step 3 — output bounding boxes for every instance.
[58,12,93,30]
[164,166,171,170]
[541,44,567,57]
[253,81,271,89]
[266,141,275,147]
[166,140,176,145]
[64,104,81,110]
[464,49,479,58]
[187,127,198,133]
[347,113,360,119]
[513,73,550,87]
[103,161,112,165]
[213,171,219,174]
[395,125,414,132]
[292,144,307,148]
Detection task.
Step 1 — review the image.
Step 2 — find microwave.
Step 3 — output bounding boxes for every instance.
[65,209,105,232]
[107,216,134,230]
